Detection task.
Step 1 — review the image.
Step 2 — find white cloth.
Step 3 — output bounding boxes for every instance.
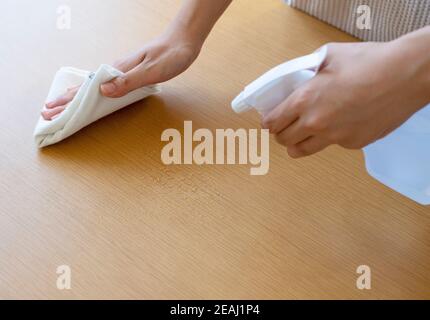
[34,65,160,148]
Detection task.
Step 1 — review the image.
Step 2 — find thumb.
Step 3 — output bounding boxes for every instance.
[100,65,150,98]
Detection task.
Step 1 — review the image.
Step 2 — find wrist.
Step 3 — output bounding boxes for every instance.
[391,27,430,102]
[163,21,206,51]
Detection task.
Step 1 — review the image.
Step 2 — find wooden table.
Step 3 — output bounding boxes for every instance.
[1,0,429,299]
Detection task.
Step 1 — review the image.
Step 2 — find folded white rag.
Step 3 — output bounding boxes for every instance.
[34,64,161,148]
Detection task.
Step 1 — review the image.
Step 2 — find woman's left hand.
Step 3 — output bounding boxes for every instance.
[262,35,430,158]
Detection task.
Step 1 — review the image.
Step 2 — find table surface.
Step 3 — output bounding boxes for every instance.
[1,0,429,299]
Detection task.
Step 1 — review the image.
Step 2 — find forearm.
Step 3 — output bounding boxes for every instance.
[390,26,430,104]
[165,0,233,47]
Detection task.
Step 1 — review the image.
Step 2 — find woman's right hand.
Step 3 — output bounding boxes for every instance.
[42,31,202,120]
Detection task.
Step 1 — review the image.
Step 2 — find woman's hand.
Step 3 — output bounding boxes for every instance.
[42,32,202,120]
[262,28,430,158]
[42,0,234,121]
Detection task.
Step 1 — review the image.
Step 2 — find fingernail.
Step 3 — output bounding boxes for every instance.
[101,82,117,95]
[41,111,51,121]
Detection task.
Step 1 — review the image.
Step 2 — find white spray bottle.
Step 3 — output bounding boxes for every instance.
[231,46,430,205]
[232,47,327,116]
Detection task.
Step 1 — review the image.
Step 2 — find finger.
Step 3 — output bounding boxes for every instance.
[67,85,81,93]
[287,136,329,159]
[261,91,302,134]
[112,50,146,73]
[275,117,312,146]
[41,106,66,121]
[45,94,72,109]
[100,63,152,98]
[45,86,79,109]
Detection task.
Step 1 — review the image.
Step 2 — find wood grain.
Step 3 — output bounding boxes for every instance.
[0,0,429,299]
